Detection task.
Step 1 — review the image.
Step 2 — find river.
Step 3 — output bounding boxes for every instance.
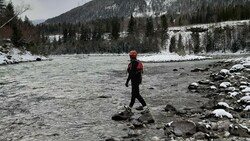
[0,55,221,141]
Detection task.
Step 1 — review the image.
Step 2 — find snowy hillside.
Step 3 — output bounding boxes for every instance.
[138,20,250,62]
[0,45,48,65]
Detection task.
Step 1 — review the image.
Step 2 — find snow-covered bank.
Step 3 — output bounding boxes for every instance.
[138,53,212,62]
[0,47,48,65]
[164,20,250,55]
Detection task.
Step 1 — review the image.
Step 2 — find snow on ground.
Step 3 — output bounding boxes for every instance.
[168,20,250,31]
[238,96,250,103]
[138,53,211,62]
[243,106,250,111]
[0,47,48,65]
[212,109,233,119]
[219,82,231,88]
[217,102,233,109]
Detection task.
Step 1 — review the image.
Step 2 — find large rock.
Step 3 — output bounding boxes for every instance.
[193,132,207,140]
[210,74,225,81]
[138,112,155,124]
[165,120,197,137]
[112,110,133,121]
[188,82,199,90]
[229,124,250,137]
[191,68,209,72]
[164,104,177,113]
[173,121,196,137]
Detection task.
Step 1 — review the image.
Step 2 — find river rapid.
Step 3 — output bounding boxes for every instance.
[0,55,221,141]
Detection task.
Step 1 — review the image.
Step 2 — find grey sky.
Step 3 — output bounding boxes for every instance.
[9,0,92,20]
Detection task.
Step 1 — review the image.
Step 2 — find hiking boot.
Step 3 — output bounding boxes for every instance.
[135,106,144,111]
[140,106,150,114]
[124,105,132,113]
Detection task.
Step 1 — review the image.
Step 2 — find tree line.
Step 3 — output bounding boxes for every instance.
[0,0,250,55]
[0,0,40,51]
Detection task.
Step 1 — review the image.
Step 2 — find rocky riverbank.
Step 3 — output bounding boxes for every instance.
[110,57,250,141]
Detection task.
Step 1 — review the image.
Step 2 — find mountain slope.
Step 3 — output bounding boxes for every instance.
[45,0,177,23]
[45,0,248,24]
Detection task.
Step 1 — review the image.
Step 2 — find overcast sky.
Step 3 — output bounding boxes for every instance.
[9,0,92,20]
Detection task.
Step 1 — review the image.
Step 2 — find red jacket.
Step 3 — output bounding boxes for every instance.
[127,59,143,85]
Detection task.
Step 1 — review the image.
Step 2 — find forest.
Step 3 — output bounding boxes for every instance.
[0,0,250,55]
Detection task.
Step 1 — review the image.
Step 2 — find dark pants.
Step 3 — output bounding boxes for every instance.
[129,82,147,107]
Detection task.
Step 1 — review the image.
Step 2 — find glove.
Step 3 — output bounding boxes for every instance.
[125,82,129,87]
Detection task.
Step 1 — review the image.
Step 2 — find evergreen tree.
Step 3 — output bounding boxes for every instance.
[191,32,200,54]
[160,15,168,31]
[24,15,32,26]
[205,31,214,53]
[0,0,5,26]
[169,36,176,53]
[92,25,103,40]
[231,40,240,53]
[0,0,5,16]
[145,17,154,37]
[128,14,135,35]
[63,28,68,42]
[11,24,23,47]
[177,34,185,56]
[111,17,120,40]
[5,2,15,25]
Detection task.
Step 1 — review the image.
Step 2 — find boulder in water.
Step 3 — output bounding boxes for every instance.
[36,57,42,61]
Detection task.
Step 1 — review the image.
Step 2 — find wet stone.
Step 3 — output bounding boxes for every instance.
[229,124,250,137]
[164,104,177,113]
[171,120,197,137]
[98,95,112,98]
[135,106,143,111]
[188,84,198,90]
[193,131,207,140]
[112,110,134,121]
[198,80,211,85]
[191,68,209,72]
[148,87,155,90]
[138,112,155,124]
[131,119,144,128]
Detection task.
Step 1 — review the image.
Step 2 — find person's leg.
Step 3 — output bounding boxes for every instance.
[134,84,147,107]
[129,85,136,108]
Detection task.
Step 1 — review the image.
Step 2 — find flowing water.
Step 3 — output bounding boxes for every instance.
[0,55,219,141]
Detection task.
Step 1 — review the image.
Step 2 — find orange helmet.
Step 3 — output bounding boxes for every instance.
[129,50,137,58]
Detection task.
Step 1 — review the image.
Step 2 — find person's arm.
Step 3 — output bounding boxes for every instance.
[125,73,131,87]
[125,63,131,87]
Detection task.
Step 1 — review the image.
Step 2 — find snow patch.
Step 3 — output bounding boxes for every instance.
[212,109,233,118]
[230,64,244,72]
[165,121,173,127]
[242,87,250,93]
[243,105,250,111]
[210,86,217,90]
[228,92,240,97]
[219,82,231,88]
[105,4,117,10]
[191,82,199,87]
[220,69,230,75]
[217,102,233,109]
[138,53,211,62]
[238,96,250,103]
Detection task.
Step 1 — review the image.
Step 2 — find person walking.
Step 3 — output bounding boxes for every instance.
[125,50,149,113]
